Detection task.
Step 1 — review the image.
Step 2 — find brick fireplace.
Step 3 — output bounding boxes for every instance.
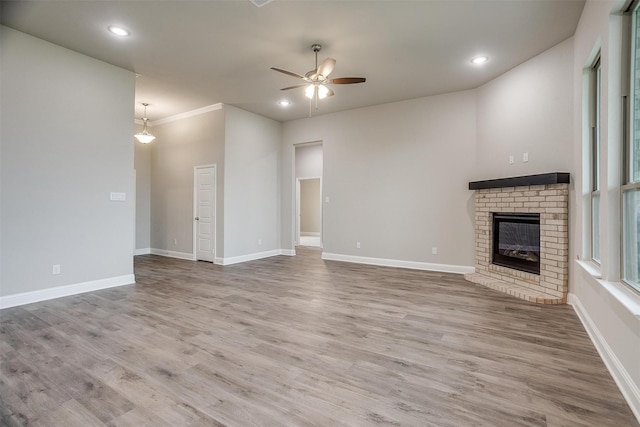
[465,173,570,304]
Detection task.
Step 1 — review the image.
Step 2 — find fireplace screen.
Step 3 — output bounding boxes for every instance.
[492,213,541,275]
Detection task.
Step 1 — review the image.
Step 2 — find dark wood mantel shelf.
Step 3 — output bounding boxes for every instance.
[468,172,570,190]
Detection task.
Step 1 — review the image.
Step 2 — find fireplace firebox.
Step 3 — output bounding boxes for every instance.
[492,213,541,275]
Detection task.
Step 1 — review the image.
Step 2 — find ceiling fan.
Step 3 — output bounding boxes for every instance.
[271,44,366,108]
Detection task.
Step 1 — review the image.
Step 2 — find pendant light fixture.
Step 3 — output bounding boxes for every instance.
[134,103,156,144]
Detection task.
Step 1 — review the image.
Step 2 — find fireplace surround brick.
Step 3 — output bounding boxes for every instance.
[465,181,569,304]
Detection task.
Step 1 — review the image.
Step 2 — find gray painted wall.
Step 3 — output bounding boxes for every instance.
[149,108,225,257]
[281,37,574,270]
[295,143,323,178]
[1,26,136,295]
[476,38,573,180]
[282,91,478,267]
[223,106,282,258]
[144,105,281,261]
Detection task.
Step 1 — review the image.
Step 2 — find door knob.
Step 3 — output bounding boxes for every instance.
[195,217,199,220]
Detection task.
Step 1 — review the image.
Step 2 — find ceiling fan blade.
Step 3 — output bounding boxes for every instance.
[326,87,334,97]
[271,67,305,79]
[280,84,307,91]
[317,58,336,78]
[329,77,366,84]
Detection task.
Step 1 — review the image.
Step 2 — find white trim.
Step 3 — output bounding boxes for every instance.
[0,274,135,309]
[134,248,151,256]
[217,249,291,266]
[576,260,640,318]
[293,141,323,148]
[151,103,223,126]
[598,280,640,318]
[577,259,603,279]
[132,170,137,256]
[321,252,475,274]
[296,178,300,246]
[568,293,640,422]
[150,248,195,261]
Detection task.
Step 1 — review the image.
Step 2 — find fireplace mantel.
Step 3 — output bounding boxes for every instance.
[468,172,570,190]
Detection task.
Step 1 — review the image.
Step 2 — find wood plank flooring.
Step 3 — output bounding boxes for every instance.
[1,247,637,426]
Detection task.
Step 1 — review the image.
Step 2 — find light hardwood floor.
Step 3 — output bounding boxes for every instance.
[1,248,637,426]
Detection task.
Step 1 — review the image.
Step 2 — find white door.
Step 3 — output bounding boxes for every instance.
[195,166,215,262]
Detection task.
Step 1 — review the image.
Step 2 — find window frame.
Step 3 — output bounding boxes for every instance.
[591,56,602,265]
[622,0,640,291]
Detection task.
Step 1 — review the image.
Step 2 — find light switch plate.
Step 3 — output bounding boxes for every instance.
[110,192,126,201]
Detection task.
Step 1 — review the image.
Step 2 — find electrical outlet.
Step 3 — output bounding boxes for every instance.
[52,264,61,275]
[509,155,514,165]
[325,196,330,203]
[258,239,262,245]
[356,242,361,249]
[523,152,529,162]
[173,239,177,245]
[432,247,438,255]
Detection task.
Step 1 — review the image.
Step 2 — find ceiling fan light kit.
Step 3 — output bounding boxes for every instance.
[271,44,366,112]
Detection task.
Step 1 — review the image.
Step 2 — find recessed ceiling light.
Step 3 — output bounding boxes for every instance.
[278,100,291,107]
[108,26,129,37]
[471,56,489,65]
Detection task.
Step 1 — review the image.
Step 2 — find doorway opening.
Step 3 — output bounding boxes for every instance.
[297,177,322,247]
[294,143,323,248]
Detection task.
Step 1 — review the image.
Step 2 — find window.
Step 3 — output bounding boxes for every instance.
[624,3,640,291]
[591,57,601,264]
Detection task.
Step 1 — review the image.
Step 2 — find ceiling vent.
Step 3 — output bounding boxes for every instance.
[249,0,274,7]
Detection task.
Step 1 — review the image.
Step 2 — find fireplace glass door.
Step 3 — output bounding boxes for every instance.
[492,213,541,274]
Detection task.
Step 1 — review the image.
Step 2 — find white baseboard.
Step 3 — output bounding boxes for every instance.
[218,249,293,266]
[150,248,295,266]
[150,248,195,261]
[568,293,640,422]
[0,274,135,309]
[321,252,475,275]
[134,248,151,256]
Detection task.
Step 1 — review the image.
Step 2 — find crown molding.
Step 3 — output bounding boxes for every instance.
[133,103,223,128]
[151,103,223,126]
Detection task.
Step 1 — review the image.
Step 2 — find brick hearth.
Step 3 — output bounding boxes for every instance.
[465,175,569,304]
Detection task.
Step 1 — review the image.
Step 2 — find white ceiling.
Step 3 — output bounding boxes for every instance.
[1,0,585,123]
